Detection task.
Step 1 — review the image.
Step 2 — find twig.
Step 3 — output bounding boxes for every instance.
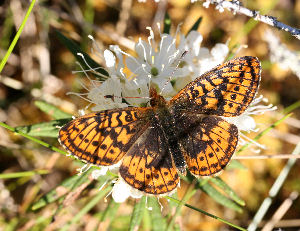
[262,191,299,231]
[233,154,300,160]
[201,0,300,40]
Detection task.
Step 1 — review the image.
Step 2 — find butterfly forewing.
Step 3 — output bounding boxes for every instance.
[58,108,150,166]
[179,116,238,176]
[120,127,179,195]
[170,56,261,117]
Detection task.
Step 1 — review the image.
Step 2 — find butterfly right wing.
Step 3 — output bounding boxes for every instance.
[58,108,151,166]
[170,56,261,117]
[120,126,179,195]
[178,114,238,176]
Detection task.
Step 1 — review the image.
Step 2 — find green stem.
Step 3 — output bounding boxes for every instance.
[165,183,196,231]
[0,0,37,72]
[165,196,247,231]
[0,169,49,179]
[0,121,67,156]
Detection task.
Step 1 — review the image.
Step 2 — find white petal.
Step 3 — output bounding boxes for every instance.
[91,168,108,179]
[211,43,229,60]
[112,178,131,203]
[223,115,256,132]
[104,49,116,68]
[186,31,203,56]
[129,188,144,199]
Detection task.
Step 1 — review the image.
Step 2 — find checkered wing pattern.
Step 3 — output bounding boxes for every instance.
[58,108,150,166]
[170,56,261,117]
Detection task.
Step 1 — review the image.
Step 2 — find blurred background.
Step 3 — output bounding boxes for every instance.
[1,0,300,230]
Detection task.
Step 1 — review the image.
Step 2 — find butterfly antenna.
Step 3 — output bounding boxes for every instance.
[104,95,150,107]
[104,95,150,100]
[160,50,188,95]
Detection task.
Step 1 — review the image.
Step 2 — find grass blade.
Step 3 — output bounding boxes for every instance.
[129,196,146,231]
[226,159,247,170]
[148,197,167,231]
[187,16,203,34]
[0,170,49,179]
[98,199,120,230]
[31,169,92,211]
[210,177,245,206]
[166,196,246,231]
[35,101,72,119]
[198,179,243,213]
[166,184,196,231]
[0,0,37,72]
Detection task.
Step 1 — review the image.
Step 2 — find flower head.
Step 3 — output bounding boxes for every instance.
[126,26,189,96]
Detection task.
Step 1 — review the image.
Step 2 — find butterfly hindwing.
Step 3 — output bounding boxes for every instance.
[170,56,261,117]
[58,108,150,166]
[120,127,179,195]
[179,115,238,176]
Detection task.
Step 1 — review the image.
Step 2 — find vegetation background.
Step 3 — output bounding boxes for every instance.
[0,0,300,230]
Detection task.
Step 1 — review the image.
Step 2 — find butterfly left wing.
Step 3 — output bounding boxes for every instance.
[178,115,238,176]
[58,108,151,166]
[170,56,261,117]
[120,126,179,195]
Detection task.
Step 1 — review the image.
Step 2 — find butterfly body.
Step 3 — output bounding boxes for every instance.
[148,88,187,175]
[59,56,261,195]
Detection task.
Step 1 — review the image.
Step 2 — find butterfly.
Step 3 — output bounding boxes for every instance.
[59,56,261,195]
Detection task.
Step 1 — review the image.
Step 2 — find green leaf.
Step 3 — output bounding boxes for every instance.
[142,205,151,231]
[226,160,247,170]
[210,177,245,206]
[166,187,196,231]
[0,122,67,156]
[148,197,167,231]
[14,119,71,138]
[55,30,109,80]
[99,199,120,228]
[35,101,72,119]
[129,196,146,231]
[0,170,49,179]
[187,16,203,34]
[163,13,171,34]
[31,169,92,211]
[197,179,243,213]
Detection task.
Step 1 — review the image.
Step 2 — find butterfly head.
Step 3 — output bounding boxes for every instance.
[149,86,166,107]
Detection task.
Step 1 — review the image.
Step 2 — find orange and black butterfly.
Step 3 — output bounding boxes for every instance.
[59,56,261,195]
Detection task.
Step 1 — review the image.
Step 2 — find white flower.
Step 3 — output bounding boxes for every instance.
[183,30,229,80]
[91,162,121,180]
[126,27,189,96]
[112,178,143,203]
[87,77,128,111]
